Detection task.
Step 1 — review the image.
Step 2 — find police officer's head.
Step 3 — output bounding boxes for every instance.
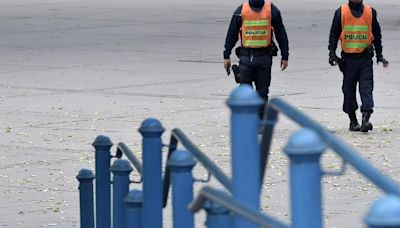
[249,0,265,11]
[349,0,363,4]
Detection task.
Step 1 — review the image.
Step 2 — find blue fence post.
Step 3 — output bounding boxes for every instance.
[204,201,232,228]
[364,195,400,227]
[283,128,326,228]
[125,190,143,228]
[227,85,263,228]
[138,118,165,228]
[76,169,95,228]
[167,149,196,228]
[111,159,133,228]
[92,135,113,228]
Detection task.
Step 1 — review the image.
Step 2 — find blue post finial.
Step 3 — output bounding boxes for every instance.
[364,195,400,227]
[92,135,113,147]
[76,169,95,182]
[125,190,143,208]
[167,149,197,170]
[204,201,232,228]
[138,118,165,137]
[110,159,134,174]
[284,128,326,157]
[226,85,264,113]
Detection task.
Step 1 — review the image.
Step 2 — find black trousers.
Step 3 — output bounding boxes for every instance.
[340,57,374,114]
[239,55,273,118]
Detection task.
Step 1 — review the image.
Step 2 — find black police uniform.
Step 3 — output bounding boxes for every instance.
[223,1,289,119]
[328,1,388,132]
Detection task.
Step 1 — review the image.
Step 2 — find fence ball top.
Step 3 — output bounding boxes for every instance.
[284,128,326,156]
[364,195,400,226]
[124,190,143,206]
[92,135,113,147]
[167,149,196,168]
[76,169,95,181]
[203,201,230,215]
[110,159,133,173]
[226,85,264,109]
[138,118,165,135]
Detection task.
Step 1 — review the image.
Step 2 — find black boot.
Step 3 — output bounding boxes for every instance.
[360,112,373,132]
[349,121,361,131]
[348,112,360,131]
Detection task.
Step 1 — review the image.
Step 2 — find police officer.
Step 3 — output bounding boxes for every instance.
[223,0,289,120]
[329,0,389,132]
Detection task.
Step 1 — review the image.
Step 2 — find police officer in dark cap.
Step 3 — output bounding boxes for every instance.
[223,0,289,121]
[328,0,389,132]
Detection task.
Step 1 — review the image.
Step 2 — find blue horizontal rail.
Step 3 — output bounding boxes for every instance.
[162,128,232,208]
[171,128,232,191]
[268,98,400,196]
[189,186,289,228]
[116,142,143,176]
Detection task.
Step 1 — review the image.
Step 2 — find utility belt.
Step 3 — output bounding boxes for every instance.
[235,42,278,58]
[238,47,271,57]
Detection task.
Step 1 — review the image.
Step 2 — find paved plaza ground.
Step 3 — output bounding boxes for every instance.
[0,0,399,227]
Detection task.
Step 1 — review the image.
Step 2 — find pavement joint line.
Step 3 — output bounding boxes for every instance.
[13,23,150,34]
[85,67,223,76]
[0,74,221,92]
[3,126,125,132]
[0,111,68,118]
[0,200,65,209]
[0,144,88,154]
[0,89,226,100]
[0,184,75,193]
[0,158,76,170]
[5,106,224,129]
[1,89,309,102]
[99,77,221,91]
[0,92,58,99]
[0,210,47,217]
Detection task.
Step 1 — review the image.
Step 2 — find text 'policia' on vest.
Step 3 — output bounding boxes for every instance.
[344,34,368,40]
[241,2,272,48]
[340,3,374,53]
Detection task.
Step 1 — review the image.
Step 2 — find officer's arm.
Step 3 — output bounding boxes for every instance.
[371,8,383,58]
[328,8,341,56]
[223,6,242,59]
[271,4,289,61]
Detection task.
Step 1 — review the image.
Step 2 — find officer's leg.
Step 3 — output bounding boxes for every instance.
[254,55,272,120]
[239,56,255,85]
[342,58,359,114]
[342,58,361,131]
[359,58,374,113]
[359,58,374,132]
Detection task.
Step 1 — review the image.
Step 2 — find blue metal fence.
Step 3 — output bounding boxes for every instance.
[77,85,400,228]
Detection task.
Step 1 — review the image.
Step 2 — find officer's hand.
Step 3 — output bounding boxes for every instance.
[281,60,288,71]
[377,56,389,68]
[329,55,340,66]
[224,59,231,75]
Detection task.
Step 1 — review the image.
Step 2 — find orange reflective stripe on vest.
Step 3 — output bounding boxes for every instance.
[241,2,272,48]
[340,4,374,53]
